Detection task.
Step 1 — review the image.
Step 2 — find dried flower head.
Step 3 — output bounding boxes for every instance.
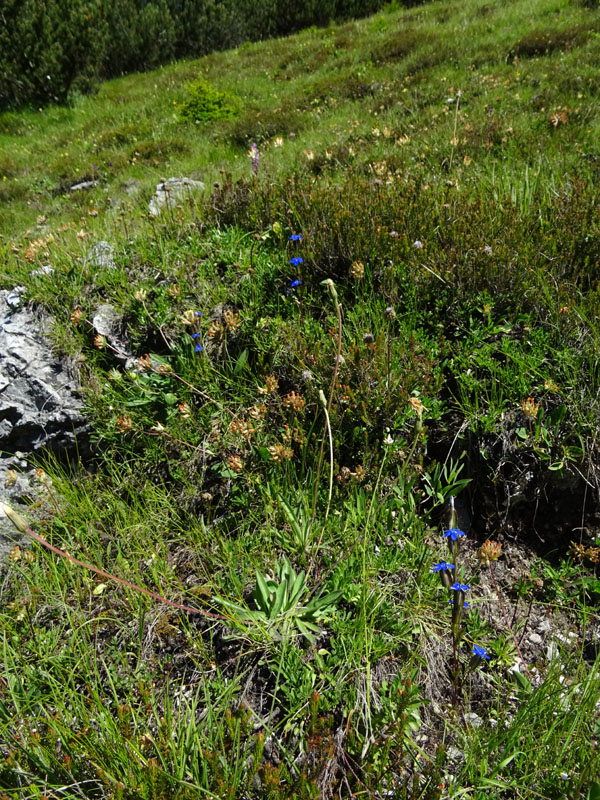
[229,417,255,440]
[521,397,540,418]
[94,334,106,350]
[70,308,83,325]
[249,403,267,420]
[544,378,559,392]
[409,396,425,415]
[265,374,279,393]
[268,443,294,462]
[350,261,365,280]
[4,469,17,488]
[227,455,244,473]
[478,539,502,565]
[223,309,241,332]
[138,354,153,371]
[284,391,305,412]
[178,402,191,419]
[168,283,181,297]
[134,289,148,302]
[207,320,224,341]
[115,414,133,432]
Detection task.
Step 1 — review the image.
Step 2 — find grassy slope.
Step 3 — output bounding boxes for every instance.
[1,0,600,797]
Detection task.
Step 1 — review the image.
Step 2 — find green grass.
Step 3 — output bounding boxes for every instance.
[1,0,600,797]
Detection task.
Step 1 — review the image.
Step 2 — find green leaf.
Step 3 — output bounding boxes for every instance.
[255,571,272,613]
[511,670,532,693]
[266,581,284,619]
[234,348,249,375]
[516,427,528,440]
[588,781,600,800]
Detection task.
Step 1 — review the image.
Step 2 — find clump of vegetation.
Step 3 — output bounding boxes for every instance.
[179,79,241,123]
[1,0,600,796]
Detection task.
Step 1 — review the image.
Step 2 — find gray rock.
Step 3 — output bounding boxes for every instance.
[529,632,542,645]
[148,177,205,216]
[87,241,116,270]
[69,179,99,192]
[91,304,135,367]
[0,290,89,456]
[0,290,91,560]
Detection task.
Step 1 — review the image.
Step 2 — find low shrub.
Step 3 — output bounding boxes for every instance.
[179,79,241,124]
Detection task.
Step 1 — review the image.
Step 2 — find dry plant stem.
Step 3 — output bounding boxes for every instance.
[448,90,461,172]
[488,560,532,677]
[3,506,226,621]
[141,298,173,352]
[311,285,342,524]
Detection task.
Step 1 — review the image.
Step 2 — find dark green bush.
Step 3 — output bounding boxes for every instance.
[0,0,416,110]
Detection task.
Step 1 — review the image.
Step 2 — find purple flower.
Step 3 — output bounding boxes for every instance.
[444,528,465,541]
[290,279,302,288]
[249,143,260,176]
[472,645,490,660]
[289,234,303,241]
[432,562,455,572]
[290,256,303,267]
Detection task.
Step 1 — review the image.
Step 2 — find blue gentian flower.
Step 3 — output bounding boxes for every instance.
[289,234,303,241]
[472,645,490,660]
[444,528,465,541]
[195,344,203,352]
[290,279,302,288]
[451,583,470,592]
[191,333,201,338]
[432,562,455,572]
[289,256,304,267]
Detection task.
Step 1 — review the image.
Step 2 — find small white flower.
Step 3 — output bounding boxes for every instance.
[413,240,423,249]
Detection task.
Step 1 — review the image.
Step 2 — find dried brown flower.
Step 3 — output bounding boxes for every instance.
[521,397,540,418]
[284,391,305,412]
[478,539,502,565]
[268,443,294,462]
[227,455,244,473]
[115,414,133,432]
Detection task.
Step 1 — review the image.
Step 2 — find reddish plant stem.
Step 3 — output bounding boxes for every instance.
[16,520,227,621]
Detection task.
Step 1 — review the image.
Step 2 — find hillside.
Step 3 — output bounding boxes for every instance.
[1,0,600,797]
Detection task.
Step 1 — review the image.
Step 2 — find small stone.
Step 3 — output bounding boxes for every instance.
[87,241,116,270]
[148,177,205,216]
[529,633,542,645]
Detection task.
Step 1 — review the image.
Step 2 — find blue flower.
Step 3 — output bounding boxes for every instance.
[290,279,302,288]
[449,599,469,608]
[432,561,455,572]
[195,344,203,352]
[472,645,490,660]
[191,333,201,338]
[289,234,303,241]
[451,582,470,592]
[444,528,465,541]
[289,256,304,267]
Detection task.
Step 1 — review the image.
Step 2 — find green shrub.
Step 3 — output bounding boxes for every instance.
[179,79,241,123]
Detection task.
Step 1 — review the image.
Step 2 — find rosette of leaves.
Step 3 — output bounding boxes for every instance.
[218,558,341,643]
